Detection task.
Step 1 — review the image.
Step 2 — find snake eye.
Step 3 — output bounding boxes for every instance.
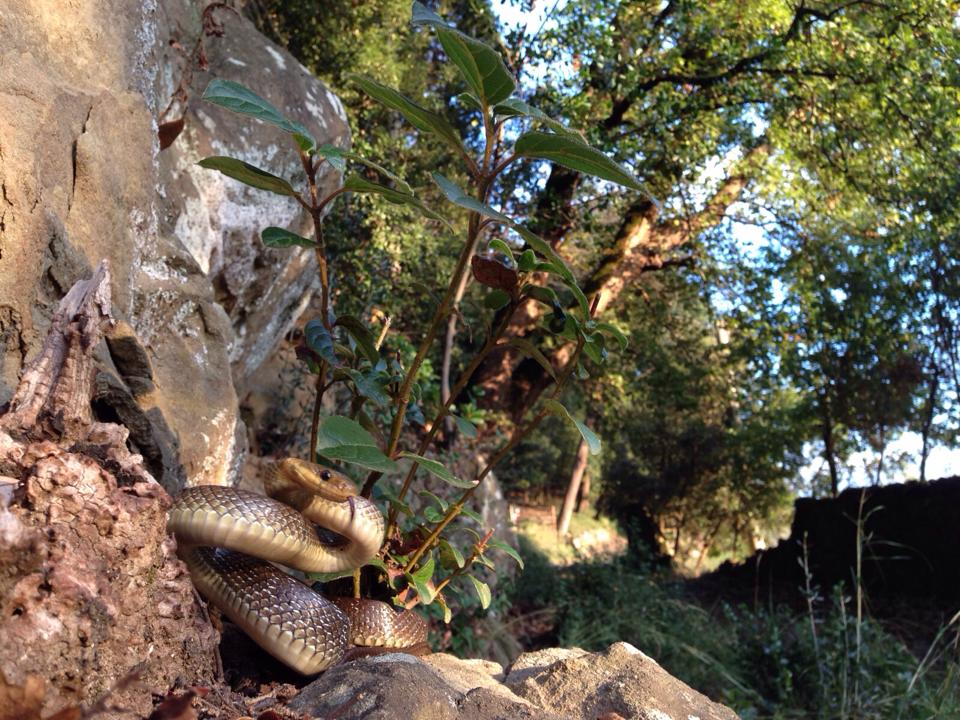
[320,470,331,481]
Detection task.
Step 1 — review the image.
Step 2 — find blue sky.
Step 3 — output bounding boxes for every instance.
[490,0,960,488]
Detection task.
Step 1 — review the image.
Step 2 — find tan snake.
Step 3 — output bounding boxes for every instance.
[167,458,428,674]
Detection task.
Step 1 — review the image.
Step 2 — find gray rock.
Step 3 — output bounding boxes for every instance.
[0,0,347,492]
[289,653,563,720]
[289,654,462,720]
[505,642,740,720]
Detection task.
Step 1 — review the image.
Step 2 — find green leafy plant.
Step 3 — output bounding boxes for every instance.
[196,2,646,621]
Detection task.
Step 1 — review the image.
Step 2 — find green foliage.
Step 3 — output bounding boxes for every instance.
[196,156,298,196]
[510,543,960,719]
[203,78,315,150]
[197,2,634,623]
[514,131,649,193]
[411,2,515,107]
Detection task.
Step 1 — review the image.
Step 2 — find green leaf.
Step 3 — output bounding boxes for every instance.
[315,416,398,472]
[460,506,482,523]
[452,414,478,438]
[543,399,601,455]
[400,452,476,488]
[484,289,512,310]
[376,483,412,516]
[488,239,516,266]
[335,315,380,364]
[318,445,398,472]
[306,568,357,583]
[582,335,609,364]
[343,175,452,229]
[439,538,465,569]
[345,369,390,407]
[435,592,453,623]
[262,227,316,248]
[457,93,482,111]
[407,554,435,604]
[419,490,449,512]
[517,249,537,272]
[524,285,560,306]
[487,538,524,569]
[411,3,516,107]
[515,131,648,192]
[202,79,315,152]
[494,98,584,139]
[513,225,589,315]
[596,322,628,350]
[475,553,495,570]
[349,74,465,154]
[197,156,297,197]
[316,145,414,194]
[467,575,492,610]
[508,338,557,381]
[432,173,512,224]
[314,144,348,173]
[304,318,336,364]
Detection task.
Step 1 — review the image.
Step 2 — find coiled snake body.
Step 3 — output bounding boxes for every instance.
[167,458,427,674]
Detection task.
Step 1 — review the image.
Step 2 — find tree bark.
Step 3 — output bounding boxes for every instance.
[919,373,938,482]
[576,468,590,513]
[0,263,113,440]
[557,437,590,536]
[440,267,473,436]
[820,390,840,497]
[474,142,771,418]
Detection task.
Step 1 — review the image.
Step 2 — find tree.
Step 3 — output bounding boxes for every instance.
[469,0,960,495]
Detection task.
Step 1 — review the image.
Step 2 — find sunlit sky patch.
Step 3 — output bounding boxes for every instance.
[490,0,960,489]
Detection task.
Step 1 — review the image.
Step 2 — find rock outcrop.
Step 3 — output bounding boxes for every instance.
[0,0,347,494]
[287,643,739,720]
[0,264,220,719]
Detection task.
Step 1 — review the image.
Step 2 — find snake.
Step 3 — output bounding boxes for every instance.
[167,458,428,674]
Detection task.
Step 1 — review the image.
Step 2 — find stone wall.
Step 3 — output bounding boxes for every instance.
[0,0,347,493]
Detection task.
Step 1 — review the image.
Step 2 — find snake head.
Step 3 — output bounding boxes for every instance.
[272,458,359,502]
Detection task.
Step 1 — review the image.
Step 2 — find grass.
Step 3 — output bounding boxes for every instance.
[516,505,626,565]
[505,519,960,719]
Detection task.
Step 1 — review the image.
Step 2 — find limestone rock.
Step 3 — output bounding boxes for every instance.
[285,645,739,720]
[0,0,347,493]
[288,653,563,720]
[0,265,219,718]
[505,642,740,720]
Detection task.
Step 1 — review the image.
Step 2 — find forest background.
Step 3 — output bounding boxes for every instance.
[238,1,960,717]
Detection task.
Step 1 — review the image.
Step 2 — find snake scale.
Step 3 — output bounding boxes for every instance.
[167,458,428,674]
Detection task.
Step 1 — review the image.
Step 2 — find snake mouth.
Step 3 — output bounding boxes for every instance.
[273,458,360,502]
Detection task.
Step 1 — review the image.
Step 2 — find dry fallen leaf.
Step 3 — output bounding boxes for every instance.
[158,117,186,150]
[0,672,46,720]
[147,687,208,720]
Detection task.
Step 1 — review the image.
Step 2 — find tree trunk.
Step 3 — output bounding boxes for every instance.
[874,422,885,486]
[919,373,938,482]
[472,142,770,418]
[440,267,473,436]
[576,469,591,513]
[557,437,590,536]
[820,391,840,497]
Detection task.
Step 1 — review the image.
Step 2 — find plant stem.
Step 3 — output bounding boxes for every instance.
[361,136,497,498]
[301,149,338,460]
[402,320,591,574]
[433,529,493,596]
[308,360,328,462]
[384,302,519,537]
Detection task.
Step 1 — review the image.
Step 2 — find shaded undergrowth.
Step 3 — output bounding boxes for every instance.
[502,537,960,719]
